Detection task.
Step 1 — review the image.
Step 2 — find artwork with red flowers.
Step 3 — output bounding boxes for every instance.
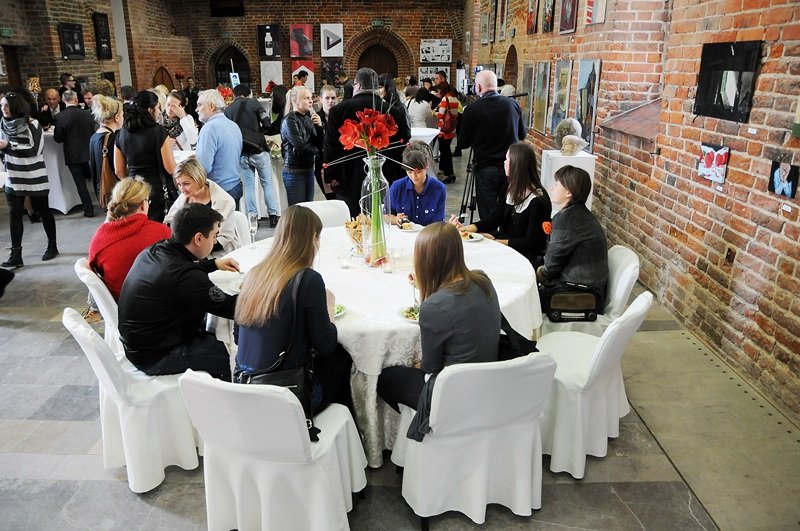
[698,142,730,184]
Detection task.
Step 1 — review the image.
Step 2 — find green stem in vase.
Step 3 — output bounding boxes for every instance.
[369,156,387,264]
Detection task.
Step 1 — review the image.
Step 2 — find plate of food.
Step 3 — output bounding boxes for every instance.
[460,231,484,242]
[209,270,246,294]
[334,304,346,318]
[400,305,420,323]
[398,221,423,232]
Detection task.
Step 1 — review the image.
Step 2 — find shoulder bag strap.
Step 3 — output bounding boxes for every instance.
[259,268,307,372]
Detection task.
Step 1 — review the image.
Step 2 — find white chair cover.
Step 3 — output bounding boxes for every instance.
[228,210,251,246]
[178,370,367,531]
[540,244,640,336]
[74,258,123,356]
[297,199,351,227]
[61,308,199,493]
[389,354,557,524]
[536,291,653,479]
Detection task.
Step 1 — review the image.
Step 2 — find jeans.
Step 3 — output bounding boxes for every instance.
[224,181,244,207]
[282,167,315,206]
[377,365,427,413]
[474,164,507,221]
[240,151,278,216]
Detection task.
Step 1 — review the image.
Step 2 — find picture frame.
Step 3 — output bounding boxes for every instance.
[542,0,555,33]
[527,0,540,34]
[290,24,313,58]
[521,64,535,128]
[420,39,452,63]
[559,0,579,34]
[550,59,572,135]
[533,61,551,134]
[257,24,280,59]
[320,23,344,58]
[586,0,607,24]
[58,23,85,60]
[92,13,112,60]
[575,59,601,152]
[291,60,314,89]
[419,66,451,82]
[768,159,799,199]
[694,40,761,124]
[480,13,490,45]
[489,0,498,43]
[698,142,730,184]
[498,0,509,41]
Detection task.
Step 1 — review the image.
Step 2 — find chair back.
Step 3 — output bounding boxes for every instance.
[428,354,557,438]
[228,210,252,246]
[604,245,640,319]
[179,370,312,463]
[62,308,129,404]
[585,291,652,388]
[74,258,121,350]
[296,200,351,227]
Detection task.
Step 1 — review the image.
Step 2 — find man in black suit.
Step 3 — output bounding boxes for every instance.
[54,90,97,217]
[58,73,84,106]
[324,67,411,217]
[38,88,65,129]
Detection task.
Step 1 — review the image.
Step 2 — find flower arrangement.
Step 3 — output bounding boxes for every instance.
[264,80,276,95]
[174,69,186,80]
[338,109,398,156]
[217,85,234,106]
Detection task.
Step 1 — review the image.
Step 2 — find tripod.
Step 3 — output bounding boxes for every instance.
[458,148,478,224]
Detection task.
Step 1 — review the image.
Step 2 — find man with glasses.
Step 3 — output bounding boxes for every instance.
[58,73,84,106]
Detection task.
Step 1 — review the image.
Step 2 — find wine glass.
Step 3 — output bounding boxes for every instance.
[247,213,258,243]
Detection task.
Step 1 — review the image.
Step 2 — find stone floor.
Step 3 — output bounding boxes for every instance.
[0,151,798,530]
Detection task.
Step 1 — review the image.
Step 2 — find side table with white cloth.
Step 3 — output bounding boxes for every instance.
[210,225,542,467]
[42,131,82,214]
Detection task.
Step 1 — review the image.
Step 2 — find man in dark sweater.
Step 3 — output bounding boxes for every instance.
[457,70,527,220]
[53,90,98,217]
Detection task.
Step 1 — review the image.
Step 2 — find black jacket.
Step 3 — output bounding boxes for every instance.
[118,239,237,366]
[458,91,526,170]
[53,106,97,165]
[38,102,66,129]
[224,97,276,154]
[281,110,319,169]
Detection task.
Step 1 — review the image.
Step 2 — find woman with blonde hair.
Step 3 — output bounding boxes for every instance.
[89,94,124,208]
[235,205,352,414]
[281,86,322,205]
[164,156,238,256]
[88,177,171,300]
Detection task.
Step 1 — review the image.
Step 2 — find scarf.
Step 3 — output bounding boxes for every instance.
[161,113,184,140]
[0,117,33,147]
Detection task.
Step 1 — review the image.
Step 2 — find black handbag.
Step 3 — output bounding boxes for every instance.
[233,269,321,441]
[541,282,604,322]
[498,313,538,361]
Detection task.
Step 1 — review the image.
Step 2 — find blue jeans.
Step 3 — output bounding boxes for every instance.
[282,167,315,206]
[224,181,243,206]
[240,152,279,216]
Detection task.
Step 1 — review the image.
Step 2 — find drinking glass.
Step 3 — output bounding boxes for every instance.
[248,213,258,243]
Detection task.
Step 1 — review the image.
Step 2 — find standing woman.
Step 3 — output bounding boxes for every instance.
[281,86,321,206]
[162,90,198,151]
[0,92,58,268]
[313,85,338,200]
[114,90,177,222]
[434,82,459,184]
[89,94,124,209]
[235,205,352,414]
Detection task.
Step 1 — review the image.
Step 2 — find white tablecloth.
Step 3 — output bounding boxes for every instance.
[42,132,82,214]
[409,127,439,145]
[211,225,541,466]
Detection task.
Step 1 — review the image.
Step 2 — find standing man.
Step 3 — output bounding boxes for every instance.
[324,67,411,217]
[224,83,281,227]
[183,77,200,122]
[58,73,84,106]
[81,89,94,110]
[38,88,65,129]
[54,90,97,217]
[195,89,244,203]
[294,70,309,88]
[457,70,526,220]
[337,71,354,100]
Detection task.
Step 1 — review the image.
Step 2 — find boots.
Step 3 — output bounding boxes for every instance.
[42,241,59,261]
[2,247,23,269]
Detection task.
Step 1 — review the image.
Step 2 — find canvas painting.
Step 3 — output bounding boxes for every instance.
[694,41,760,123]
[527,0,540,34]
[521,64,535,128]
[290,24,313,57]
[58,23,85,60]
[257,24,280,58]
[560,0,579,34]
[260,61,283,93]
[420,39,452,63]
[92,13,112,60]
[768,160,799,199]
[550,59,572,134]
[321,58,344,86]
[320,24,343,57]
[575,59,600,151]
[498,0,509,41]
[586,0,606,24]
[291,60,314,90]
[542,0,555,32]
[533,62,551,134]
[489,0,498,42]
[698,143,730,184]
[480,13,490,44]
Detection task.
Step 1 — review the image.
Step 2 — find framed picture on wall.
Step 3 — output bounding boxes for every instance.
[527,0,540,34]
[92,13,112,60]
[420,39,452,63]
[532,62,551,134]
[542,0,555,32]
[257,24,280,58]
[290,24,313,57]
[260,61,283,91]
[498,0,509,41]
[419,66,451,82]
[768,159,799,199]
[550,59,572,134]
[58,23,85,60]
[489,0,498,42]
[521,64,535,128]
[291,60,315,89]
[698,142,730,184]
[575,59,601,152]
[320,23,344,57]
[559,0,579,34]
[586,0,607,24]
[694,40,761,123]
[480,13,490,44]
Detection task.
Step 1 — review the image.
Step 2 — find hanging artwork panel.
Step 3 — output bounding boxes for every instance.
[586,0,606,24]
[480,13,490,44]
[768,160,799,199]
[92,13,112,60]
[260,61,283,92]
[320,24,343,57]
[527,0,540,34]
[420,40,452,63]
[291,60,315,89]
[498,0,509,41]
[58,23,85,60]
[532,62,551,134]
[694,40,761,123]
[521,64,535,128]
[542,0,555,32]
[559,0,579,34]
[257,24,280,58]
[575,59,600,151]
[698,142,730,184]
[489,0,498,42]
[550,59,572,135]
[290,24,313,57]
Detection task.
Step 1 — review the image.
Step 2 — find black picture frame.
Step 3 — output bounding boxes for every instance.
[58,23,85,60]
[92,13,112,60]
[694,40,761,123]
[257,24,280,58]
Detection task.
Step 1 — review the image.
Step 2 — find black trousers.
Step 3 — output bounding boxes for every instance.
[473,164,506,221]
[314,343,354,413]
[131,332,232,381]
[438,137,454,177]
[377,365,426,413]
[6,193,56,248]
[67,162,95,216]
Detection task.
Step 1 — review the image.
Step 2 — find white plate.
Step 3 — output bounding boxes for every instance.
[461,232,484,242]
[399,305,420,323]
[398,222,423,233]
[335,305,346,318]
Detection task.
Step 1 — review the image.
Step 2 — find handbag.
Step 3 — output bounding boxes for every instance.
[98,131,117,209]
[541,282,604,322]
[233,268,321,441]
[497,313,538,361]
[234,99,266,155]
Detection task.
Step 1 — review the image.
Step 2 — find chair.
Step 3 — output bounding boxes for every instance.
[61,308,199,493]
[74,258,123,355]
[389,354,557,525]
[228,210,252,245]
[179,370,368,531]
[541,245,640,336]
[297,199,351,227]
[536,291,653,479]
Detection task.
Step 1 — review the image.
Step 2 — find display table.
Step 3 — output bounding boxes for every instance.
[42,132,82,214]
[211,225,541,467]
[540,149,596,215]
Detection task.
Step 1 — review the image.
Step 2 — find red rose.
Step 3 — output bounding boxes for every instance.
[704,151,714,168]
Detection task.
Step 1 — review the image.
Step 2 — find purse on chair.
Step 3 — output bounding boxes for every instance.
[541,282,604,323]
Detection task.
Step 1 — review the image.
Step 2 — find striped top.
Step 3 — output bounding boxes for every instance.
[0,119,49,196]
[435,95,459,140]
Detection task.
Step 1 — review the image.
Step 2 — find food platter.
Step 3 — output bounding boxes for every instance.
[399,305,420,322]
[460,232,484,242]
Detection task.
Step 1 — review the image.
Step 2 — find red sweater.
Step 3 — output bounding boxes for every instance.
[88,214,171,300]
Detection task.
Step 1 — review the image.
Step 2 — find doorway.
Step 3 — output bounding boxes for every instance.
[503,45,518,87]
[358,45,398,78]
[213,46,251,87]
[1,46,22,90]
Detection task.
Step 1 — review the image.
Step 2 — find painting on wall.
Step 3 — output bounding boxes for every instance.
[498,0,509,41]
[291,60,315,90]
[559,0,579,34]
[527,0,540,34]
[321,58,343,86]
[575,59,600,151]
[480,13,490,44]
[289,24,313,57]
[586,0,607,24]
[520,64,535,128]
[420,39,452,63]
[58,23,85,60]
[532,62,551,134]
[92,13,112,60]
[550,59,572,135]
[542,0,555,32]
[320,24,343,57]
[489,0,498,42]
[257,24,280,58]
[260,61,283,92]
[768,159,799,199]
[419,66,451,82]
[698,142,730,184]
[694,40,761,123]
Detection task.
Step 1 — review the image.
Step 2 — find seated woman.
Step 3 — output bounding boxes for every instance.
[164,157,239,257]
[162,90,198,151]
[88,177,171,300]
[377,222,501,439]
[388,141,446,226]
[536,165,608,307]
[235,205,352,414]
[450,141,551,266]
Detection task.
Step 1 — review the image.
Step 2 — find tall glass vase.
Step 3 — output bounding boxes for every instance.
[359,155,391,266]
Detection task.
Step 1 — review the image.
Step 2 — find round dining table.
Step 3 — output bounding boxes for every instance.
[210,223,542,467]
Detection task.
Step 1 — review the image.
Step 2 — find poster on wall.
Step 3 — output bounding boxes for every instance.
[420,39,452,63]
[698,143,730,184]
[489,0,498,42]
[550,59,572,134]
[559,0,579,34]
[575,59,600,152]
[92,13,112,60]
[419,66,450,82]
[291,60,315,89]
[532,62,551,134]
[586,0,607,24]
[464,31,471,54]
[260,61,283,92]
[768,159,799,198]
[498,0,509,41]
[520,65,535,128]
[290,24,313,57]
[320,23,343,57]
[257,24,280,58]
[321,58,344,86]
[527,0,540,34]
[480,13,490,44]
[58,23,85,60]
[694,40,760,124]
[542,0,555,32]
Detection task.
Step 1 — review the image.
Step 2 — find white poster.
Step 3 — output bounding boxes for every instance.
[260,61,283,93]
[320,23,344,57]
[420,39,452,63]
[418,66,450,81]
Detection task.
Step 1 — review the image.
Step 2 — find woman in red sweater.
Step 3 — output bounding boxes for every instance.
[88,177,171,300]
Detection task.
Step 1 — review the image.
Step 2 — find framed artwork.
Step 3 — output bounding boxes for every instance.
[257,24,280,58]
[694,40,761,123]
[92,13,112,60]
[465,31,471,54]
[498,0,509,41]
[532,62,551,134]
[419,66,450,82]
[550,59,572,134]
[291,60,315,89]
[542,0,555,33]
[290,24,313,57]
[58,23,85,60]
[489,0,498,42]
[559,0,579,34]
[575,59,600,151]
[698,143,730,184]
[321,58,344,85]
[768,160,799,199]
[480,13,490,44]
[320,23,343,57]
[586,0,607,24]
[421,39,452,63]
[521,64,535,128]
[260,61,283,91]
[527,0,540,34]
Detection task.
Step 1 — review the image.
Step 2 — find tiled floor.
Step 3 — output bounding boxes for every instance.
[0,151,798,530]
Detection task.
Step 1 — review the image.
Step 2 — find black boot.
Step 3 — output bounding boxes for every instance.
[0,268,14,298]
[42,241,59,261]
[27,211,40,223]
[1,247,23,269]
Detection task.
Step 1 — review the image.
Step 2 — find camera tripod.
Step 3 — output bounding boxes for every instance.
[458,148,478,224]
